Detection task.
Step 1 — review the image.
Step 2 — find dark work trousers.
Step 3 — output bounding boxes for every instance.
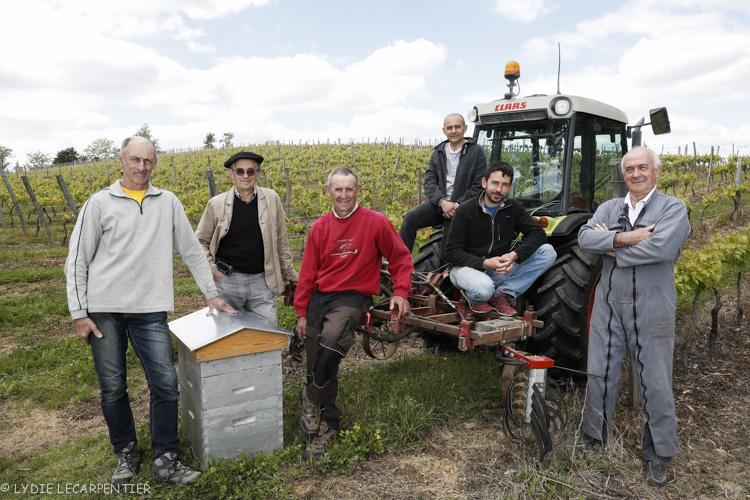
[399,201,451,253]
[304,291,370,430]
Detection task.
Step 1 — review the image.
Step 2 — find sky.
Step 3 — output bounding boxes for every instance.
[1,0,749,165]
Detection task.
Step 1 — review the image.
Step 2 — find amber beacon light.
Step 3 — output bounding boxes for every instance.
[503,60,521,99]
[504,60,521,81]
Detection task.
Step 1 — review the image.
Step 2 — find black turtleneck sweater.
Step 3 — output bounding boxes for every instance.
[215,194,265,274]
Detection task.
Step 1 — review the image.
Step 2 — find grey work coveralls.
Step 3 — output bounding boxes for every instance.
[578,190,690,461]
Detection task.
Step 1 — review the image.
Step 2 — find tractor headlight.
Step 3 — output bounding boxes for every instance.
[550,97,571,116]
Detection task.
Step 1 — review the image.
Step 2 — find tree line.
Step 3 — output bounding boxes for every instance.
[0,124,237,172]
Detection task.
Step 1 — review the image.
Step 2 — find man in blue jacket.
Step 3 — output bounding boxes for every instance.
[65,136,235,487]
[445,161,556,315]
[399,113,486,253]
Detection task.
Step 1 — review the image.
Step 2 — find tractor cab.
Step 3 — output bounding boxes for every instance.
[468,60,669,239]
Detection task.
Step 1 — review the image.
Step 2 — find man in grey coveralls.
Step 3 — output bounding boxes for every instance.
[577,146,690,488]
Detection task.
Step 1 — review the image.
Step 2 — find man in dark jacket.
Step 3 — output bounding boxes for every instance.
[445,161,556,315]
[399,113,486,252]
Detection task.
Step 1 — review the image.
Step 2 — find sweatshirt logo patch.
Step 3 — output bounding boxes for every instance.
[331,239,359,258]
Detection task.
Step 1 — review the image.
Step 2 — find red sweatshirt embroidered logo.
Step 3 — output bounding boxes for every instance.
[331,239,359,258]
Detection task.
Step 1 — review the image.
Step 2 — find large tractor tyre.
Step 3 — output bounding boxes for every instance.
[529,244,601,373]
[413,229,444,273]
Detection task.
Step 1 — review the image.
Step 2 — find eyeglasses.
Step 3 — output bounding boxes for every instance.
[232,167,257,177]
[126,156,155,168]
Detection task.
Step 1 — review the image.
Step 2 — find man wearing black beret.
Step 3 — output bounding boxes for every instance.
[196,151,297,324]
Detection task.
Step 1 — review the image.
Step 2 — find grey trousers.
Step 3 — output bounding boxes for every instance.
[216,271,277,324]
[583,290,678,462]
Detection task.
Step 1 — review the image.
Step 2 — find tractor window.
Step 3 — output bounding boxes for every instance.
[570,114,626,211]
[475,120,568,213]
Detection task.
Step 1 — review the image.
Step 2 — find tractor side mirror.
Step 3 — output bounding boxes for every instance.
[649,107,670,135]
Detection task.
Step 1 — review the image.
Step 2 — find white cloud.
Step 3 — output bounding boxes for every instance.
[0,0,447,161]
[160,14,206,41]
[136,39,447,147]
[494,0,555,22]
[512,0,750,155]
[10,0,268,59]
[43,0,270,22]
[186,41,217,54]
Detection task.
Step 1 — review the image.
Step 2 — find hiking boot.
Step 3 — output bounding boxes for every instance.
[489,294,517,316]
[299,388,321,439]
[644,460,668,488]
[153,452,201,486]
[112,441,141,486]
[301,420,338,460]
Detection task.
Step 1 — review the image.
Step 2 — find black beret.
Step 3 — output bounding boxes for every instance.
[224,151,264,169]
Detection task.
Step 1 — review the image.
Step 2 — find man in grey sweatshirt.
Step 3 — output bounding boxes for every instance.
[64,136,234,487]
[577,147,690,488]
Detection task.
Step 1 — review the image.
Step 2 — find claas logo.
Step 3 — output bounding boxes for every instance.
[495,101,527,112]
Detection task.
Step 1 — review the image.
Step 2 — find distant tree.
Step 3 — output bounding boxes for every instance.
[53,147,79,164]
[84,138,118,161]
[203,132,216,149]
[0,146,12,171]
[26,151,52,170]
[221,132,234,149]
[134,123,159,150]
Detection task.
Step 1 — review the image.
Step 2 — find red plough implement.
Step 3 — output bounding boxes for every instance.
[357,269,567,459]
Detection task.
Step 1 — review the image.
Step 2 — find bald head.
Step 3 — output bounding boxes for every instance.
[443,113,466,127]
[442,113,468,147]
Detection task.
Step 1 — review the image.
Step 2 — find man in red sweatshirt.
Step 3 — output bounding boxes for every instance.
[294,166,413,460]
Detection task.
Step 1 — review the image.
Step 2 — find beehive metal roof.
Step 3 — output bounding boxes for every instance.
[169,307,292,352]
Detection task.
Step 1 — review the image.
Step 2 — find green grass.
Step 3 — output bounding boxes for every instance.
[0,232,54,245]
[0,266,64,284]
[342,352,498,446]
[0,282,69,344]
[0,337,143,408]
[0,245,68,265]
[276,304,297,332]
[0,283,67,326]
[173,275,201,297]
[1,349,503,496]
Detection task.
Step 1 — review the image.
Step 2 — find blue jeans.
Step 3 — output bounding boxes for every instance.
[89,312,179,458]
[449,244,556,304]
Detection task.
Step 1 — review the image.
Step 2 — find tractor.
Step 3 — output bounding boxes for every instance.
[356,60,670,458]
[410,60,671,373]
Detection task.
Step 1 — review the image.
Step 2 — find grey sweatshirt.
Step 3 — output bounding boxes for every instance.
[65,181,218,320]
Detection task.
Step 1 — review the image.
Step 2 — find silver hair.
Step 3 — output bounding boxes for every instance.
[325,167,360,187]
[621,146,660,173]
[120,136,158,164]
